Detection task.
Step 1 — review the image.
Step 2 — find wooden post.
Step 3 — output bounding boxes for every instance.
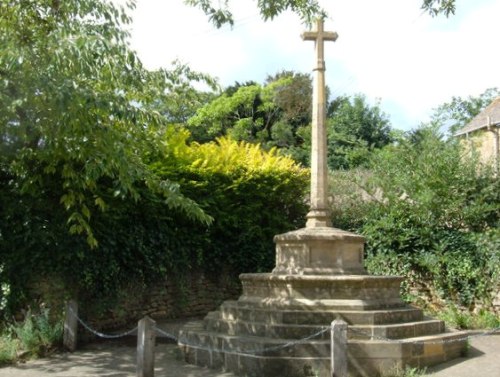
[63,300,78,352]
[330,319,347,377]
[137,316,156,377]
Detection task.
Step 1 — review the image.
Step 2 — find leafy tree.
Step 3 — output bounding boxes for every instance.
[265,71,312,127]
[185,0,457,28]
[1,130,308,315]
[358,126,499,307]
[0,1,309,315]
[421,0,456,17]
[0,0,212,247]
[430,88,499,135]
[150,60,219,125]
[327,94,392,170]
[184,0,325,27]
[187,81,262,142]
[187,72,313,163]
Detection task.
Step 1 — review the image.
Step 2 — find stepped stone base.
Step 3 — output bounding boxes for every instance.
[179,228,468,376]
[179,275,467,376]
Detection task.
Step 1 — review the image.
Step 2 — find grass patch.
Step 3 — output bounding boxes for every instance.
[0,308,63,365]
[0,335,17,366]
[432,305,500,330]
[382,365,427,377]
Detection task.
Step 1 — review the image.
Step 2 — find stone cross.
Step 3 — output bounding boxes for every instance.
[302,19,338,228]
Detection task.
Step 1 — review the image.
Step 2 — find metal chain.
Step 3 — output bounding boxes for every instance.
[175,326,330,356]
[176,325,500,356]
[69,303,500,350]
[349,326,500,345]
[154,326,178,341]
[68,306,138,339]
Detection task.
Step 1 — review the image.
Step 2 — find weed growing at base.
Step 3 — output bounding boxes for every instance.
[0,308,62,365]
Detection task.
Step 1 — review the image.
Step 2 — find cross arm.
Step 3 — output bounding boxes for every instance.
[301,31,338,42]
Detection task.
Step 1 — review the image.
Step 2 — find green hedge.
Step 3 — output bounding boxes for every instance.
[329,127,500,309]
[0,131,308,315]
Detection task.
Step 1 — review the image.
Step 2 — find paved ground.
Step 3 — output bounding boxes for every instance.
[0,342,235,377]
[0,322,498,377]
[423,331,500,377]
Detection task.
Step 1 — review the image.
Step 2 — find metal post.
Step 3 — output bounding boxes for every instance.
[330,319,347,377]
[63,300,78,352]
[137,316,156,377]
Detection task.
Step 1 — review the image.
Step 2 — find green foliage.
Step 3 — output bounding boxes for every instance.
[330,126,499,309]
[184,0,326,27]
[0,127,307,315]
[327,95,393,170]
[0,0,211,248]
[0,308,62,365]
[187,72,313,164]
[0,1,307,317]
[382,365,427,377]
[432,304,500,330]
[151,132,309,274]
[328,169,373,231]
[421,0,456,17]
[188,82,263,141]
[358,126,499,308]
[153,59,219,125]
[0,335,17,366]
[186,0,457,28]
[430,87,499,135]
[188,79,393,170]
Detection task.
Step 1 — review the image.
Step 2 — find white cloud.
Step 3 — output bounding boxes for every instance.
[114,0,500,130]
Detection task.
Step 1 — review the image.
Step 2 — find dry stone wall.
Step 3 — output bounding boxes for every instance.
[31,270,241,333]
[88,270,241,331]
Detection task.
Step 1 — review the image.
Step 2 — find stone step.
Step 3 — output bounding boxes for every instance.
[179,321,466,359]
[182,342,467,377]
[349,331,469,360]
[204,314,444,341]
[204,316,330,340]
[219,300,423,325]
[238,296,406,310]
[349,319,445,340]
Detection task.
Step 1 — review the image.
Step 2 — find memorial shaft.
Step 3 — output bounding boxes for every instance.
[302,19,338,228]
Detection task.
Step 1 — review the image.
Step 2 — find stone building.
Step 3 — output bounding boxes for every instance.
[455,97,500,174]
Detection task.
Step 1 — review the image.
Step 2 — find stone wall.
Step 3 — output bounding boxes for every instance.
[461,128,499,168]
[31,270,241,333]
[85,270,242,331]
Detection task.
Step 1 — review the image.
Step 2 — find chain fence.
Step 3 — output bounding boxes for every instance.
[178,326,332,356]
[348,326,500,345]
[67,306,332,355]
[68,305,138,339]
[67,306,500,356]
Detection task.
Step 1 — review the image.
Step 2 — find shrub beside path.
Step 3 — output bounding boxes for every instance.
[0,320,498,377]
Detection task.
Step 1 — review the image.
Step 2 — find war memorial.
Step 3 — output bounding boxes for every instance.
[178,19,468,377]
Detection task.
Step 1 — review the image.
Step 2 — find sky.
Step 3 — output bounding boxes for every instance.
[114,0,500,131]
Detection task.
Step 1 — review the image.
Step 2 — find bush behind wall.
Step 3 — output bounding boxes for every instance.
[0,132,308,320]
[329,127,500,311]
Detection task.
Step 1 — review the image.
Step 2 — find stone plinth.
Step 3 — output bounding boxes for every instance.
[239,274,403,309]
[179,273,468,376]
[273,227,366,275]
[179,227,467,376]
[178,220,467,376]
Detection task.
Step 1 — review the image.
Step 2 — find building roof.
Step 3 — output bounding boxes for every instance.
[455,97,500,136]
